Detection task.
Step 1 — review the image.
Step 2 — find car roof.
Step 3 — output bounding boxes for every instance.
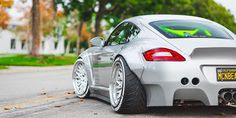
[125,14,211,24]
[123,15,236,39]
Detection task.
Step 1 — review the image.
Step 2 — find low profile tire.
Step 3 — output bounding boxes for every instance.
[110,57,147,114]
[72,59,90,98]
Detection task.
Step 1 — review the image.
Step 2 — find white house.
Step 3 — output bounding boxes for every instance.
[40,36,65,55]
[0,29,65,55]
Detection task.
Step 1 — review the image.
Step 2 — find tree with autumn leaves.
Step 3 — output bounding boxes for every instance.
[31,0,57,56]
[0,7,10,29]
[17,0,62,56]
[0,0,13,30]
[0,0,56,56]
[14,0,90,56]
[29,0,90,55]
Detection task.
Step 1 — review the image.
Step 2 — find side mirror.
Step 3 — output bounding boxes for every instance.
[90,37,104,47]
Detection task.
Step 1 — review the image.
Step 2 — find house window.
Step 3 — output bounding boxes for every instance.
[54,41,58,49]
[42,41,45,50]
[10,39,16,49]
[21,40,26,49]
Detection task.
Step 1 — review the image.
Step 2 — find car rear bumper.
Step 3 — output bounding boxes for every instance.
[140,61,236,107]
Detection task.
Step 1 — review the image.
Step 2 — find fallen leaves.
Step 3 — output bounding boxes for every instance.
[40,92,47,95]
[47,96,54,98]
[3,107,10,110]
[3,106,21,111]
[79,99,84,102]
[54,105,62,108]
[65,91,75,95]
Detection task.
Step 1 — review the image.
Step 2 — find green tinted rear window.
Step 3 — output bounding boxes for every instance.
[149,20,232,39]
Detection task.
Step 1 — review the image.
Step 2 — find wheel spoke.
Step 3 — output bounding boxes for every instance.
[116,90,122,99]
[111,62,124,106]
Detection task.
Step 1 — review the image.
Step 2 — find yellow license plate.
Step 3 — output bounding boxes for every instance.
[217,68,236,81]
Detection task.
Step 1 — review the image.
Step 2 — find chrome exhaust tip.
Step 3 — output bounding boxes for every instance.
[220,92,233,102]
[232,92,236,102]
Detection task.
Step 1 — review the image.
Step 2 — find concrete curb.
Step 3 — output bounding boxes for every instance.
[0,66,73,74]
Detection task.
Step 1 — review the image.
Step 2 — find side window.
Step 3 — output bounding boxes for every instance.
[107,23,128,46]
[107,22,140,46]
[126,24,140,41]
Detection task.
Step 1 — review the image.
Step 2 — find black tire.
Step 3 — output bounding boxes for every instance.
[110,57,147,114]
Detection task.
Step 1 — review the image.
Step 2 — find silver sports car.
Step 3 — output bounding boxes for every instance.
[72,15,236,113]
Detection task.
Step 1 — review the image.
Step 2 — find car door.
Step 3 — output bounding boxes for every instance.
[92,22,132,88]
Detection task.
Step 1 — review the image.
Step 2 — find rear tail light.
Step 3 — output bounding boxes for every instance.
[143,48,186,61]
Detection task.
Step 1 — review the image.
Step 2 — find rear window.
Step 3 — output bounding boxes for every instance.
[149,20,232,39]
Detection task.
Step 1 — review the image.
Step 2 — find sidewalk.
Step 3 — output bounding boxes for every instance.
[0,65,73,74]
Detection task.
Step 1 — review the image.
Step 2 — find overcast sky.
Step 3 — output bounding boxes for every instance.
[215,0,236,20]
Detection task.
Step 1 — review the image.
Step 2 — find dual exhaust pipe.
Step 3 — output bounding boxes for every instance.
[219,91,236,103]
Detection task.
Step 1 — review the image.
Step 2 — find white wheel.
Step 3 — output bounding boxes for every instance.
[110,59,125,109]
[72,60,89,98]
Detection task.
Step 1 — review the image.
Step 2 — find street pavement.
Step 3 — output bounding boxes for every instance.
[0,66,73,100]
[0,66,236,118]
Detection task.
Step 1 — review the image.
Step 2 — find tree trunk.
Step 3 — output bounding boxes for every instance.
[30,0,41,56]
[76,21,84,55]
[94,16,102,36]
[94,0,107,36]
[65,40,71,54]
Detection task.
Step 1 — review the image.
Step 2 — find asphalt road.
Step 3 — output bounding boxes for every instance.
[0,66,73,100]
[0,66,236,118]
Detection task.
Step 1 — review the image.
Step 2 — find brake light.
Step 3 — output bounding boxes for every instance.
[143,48,185,61]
